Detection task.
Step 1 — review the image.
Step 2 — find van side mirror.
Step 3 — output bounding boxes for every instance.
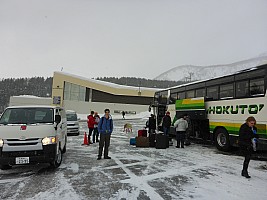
[55,115,61,124]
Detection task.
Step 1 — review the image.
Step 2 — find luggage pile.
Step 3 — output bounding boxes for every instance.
[130,129,171,149]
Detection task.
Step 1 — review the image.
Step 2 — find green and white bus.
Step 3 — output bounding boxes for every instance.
[151,65,267,151]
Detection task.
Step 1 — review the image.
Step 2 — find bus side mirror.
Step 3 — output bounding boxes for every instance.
[55,115,61,124]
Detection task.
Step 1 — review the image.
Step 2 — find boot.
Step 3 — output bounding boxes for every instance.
[241,170,251,178]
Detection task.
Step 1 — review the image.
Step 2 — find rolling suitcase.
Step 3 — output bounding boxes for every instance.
[155,134,168,149]
[149,133,156,147]
[138,129,147,137]
[136,136,149,147]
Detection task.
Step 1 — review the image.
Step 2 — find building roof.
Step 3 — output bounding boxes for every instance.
[53,71,160,97]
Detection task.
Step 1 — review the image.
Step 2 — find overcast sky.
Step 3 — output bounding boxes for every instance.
[1,0,267,79]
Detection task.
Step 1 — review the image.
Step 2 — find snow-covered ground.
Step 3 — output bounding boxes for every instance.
[0,118,267,200]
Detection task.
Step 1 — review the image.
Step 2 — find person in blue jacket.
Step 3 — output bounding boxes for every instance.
[97,108,113,160]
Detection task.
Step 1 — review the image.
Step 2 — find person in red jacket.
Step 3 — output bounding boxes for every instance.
[87,111,95,144]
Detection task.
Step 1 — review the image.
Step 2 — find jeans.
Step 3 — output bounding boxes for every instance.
[163,127,170,136]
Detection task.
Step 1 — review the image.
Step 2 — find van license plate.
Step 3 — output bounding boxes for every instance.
[15,157,29,164]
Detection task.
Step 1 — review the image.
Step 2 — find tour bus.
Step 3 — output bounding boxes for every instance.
[151,64,267,151]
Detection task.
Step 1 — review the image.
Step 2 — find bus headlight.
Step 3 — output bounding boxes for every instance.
[0,139,3,147]
[42,137,56,145]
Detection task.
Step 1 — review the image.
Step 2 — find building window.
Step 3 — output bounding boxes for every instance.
[220,83,234,99]
[236,80,249,97]
[63,82,86,101]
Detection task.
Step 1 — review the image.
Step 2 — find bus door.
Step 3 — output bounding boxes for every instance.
[174,97,210,141]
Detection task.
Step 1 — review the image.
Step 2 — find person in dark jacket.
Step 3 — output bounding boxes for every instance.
[97,109,113,160]
[238,116,258,178]
[162,111,171,136]
[147,114,156,134]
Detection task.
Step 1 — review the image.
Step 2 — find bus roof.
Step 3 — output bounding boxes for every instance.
[157,64,267,92]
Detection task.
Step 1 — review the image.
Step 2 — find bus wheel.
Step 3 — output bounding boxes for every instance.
[215,128,230,151]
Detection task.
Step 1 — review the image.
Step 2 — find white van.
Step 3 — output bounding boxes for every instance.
[66,110,80,136]
[0,105,67,170]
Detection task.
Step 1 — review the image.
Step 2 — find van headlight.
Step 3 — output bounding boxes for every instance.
[0,139,3,147]
[42,137,57,145]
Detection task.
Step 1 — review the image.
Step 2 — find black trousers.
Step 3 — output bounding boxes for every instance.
[240,145,252,172]
[176,131,186,147]
[98,134,111,158]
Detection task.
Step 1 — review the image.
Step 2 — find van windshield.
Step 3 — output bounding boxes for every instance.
[66,113,77,121]
[0,108,54,124]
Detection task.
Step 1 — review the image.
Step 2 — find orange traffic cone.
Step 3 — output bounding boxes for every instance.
[82,132,89,146]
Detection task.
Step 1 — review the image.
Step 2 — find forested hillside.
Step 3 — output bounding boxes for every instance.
[0,76,183,112]
[96,77,183,88]
[0,77,53,112]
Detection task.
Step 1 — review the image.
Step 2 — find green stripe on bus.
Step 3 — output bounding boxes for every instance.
[175,98,205,110]
[209,122,267,139]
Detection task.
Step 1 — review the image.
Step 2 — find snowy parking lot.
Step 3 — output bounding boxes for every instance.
[0,118,267,200]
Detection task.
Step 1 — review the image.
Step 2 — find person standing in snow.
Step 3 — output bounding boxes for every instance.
[173,114,188,148]
[147,114,156,134]
[162,111,171,136]
[238,116,259,178]
[87,111,95,144]
[93,112,100,143]
[97,109,113,160]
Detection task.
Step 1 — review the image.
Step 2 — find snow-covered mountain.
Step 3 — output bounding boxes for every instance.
[154,54,267,81]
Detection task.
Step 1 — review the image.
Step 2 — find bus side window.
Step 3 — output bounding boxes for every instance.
[196,88,206,97]
[236,80,249,97]
[220,83,234,99]
[206,86,218,100]
[178,92,185,100]
[250,78,265,96]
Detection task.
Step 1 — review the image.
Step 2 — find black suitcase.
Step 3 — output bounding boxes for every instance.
[155,134,168,149]
[149,133,156,147]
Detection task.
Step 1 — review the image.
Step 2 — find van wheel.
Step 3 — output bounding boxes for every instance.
[215,128,230,151]
[0,165,12,170]
[50,148,62,168]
